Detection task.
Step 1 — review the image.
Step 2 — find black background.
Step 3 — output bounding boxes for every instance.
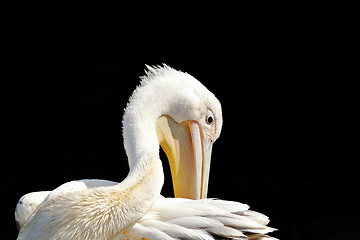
[2,5,357,240]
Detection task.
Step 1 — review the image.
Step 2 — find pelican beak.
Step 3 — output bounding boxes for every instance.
[156,116,214,199]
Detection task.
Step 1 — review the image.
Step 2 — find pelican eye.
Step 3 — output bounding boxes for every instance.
[206,114,214,125]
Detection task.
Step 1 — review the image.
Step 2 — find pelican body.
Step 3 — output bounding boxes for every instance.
[16,65,276,240]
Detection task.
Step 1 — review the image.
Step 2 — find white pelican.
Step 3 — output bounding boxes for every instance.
[17,65,277,240]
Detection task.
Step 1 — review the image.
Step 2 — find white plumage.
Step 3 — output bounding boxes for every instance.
[15,191,50,230]
[16,65,277,239]
[15,179,118,230]
[117,197,276,240]
[17,187,276,240]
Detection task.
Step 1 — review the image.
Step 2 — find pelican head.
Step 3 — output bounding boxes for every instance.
[123,65,222,200]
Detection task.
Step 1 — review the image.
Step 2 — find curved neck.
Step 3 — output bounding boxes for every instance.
[120,81,167,197]
[123,102,162,178]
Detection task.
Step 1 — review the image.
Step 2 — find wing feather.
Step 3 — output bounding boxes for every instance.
[122,197,277,240]
[167,216,223,229]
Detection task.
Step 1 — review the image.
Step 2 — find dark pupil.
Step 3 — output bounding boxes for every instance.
[207,116,213,124]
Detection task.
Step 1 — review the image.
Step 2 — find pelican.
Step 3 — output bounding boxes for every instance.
[17,65,277,240]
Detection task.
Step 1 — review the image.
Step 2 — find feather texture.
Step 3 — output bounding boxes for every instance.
[115,197,277,240]
[17,190,277,240]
